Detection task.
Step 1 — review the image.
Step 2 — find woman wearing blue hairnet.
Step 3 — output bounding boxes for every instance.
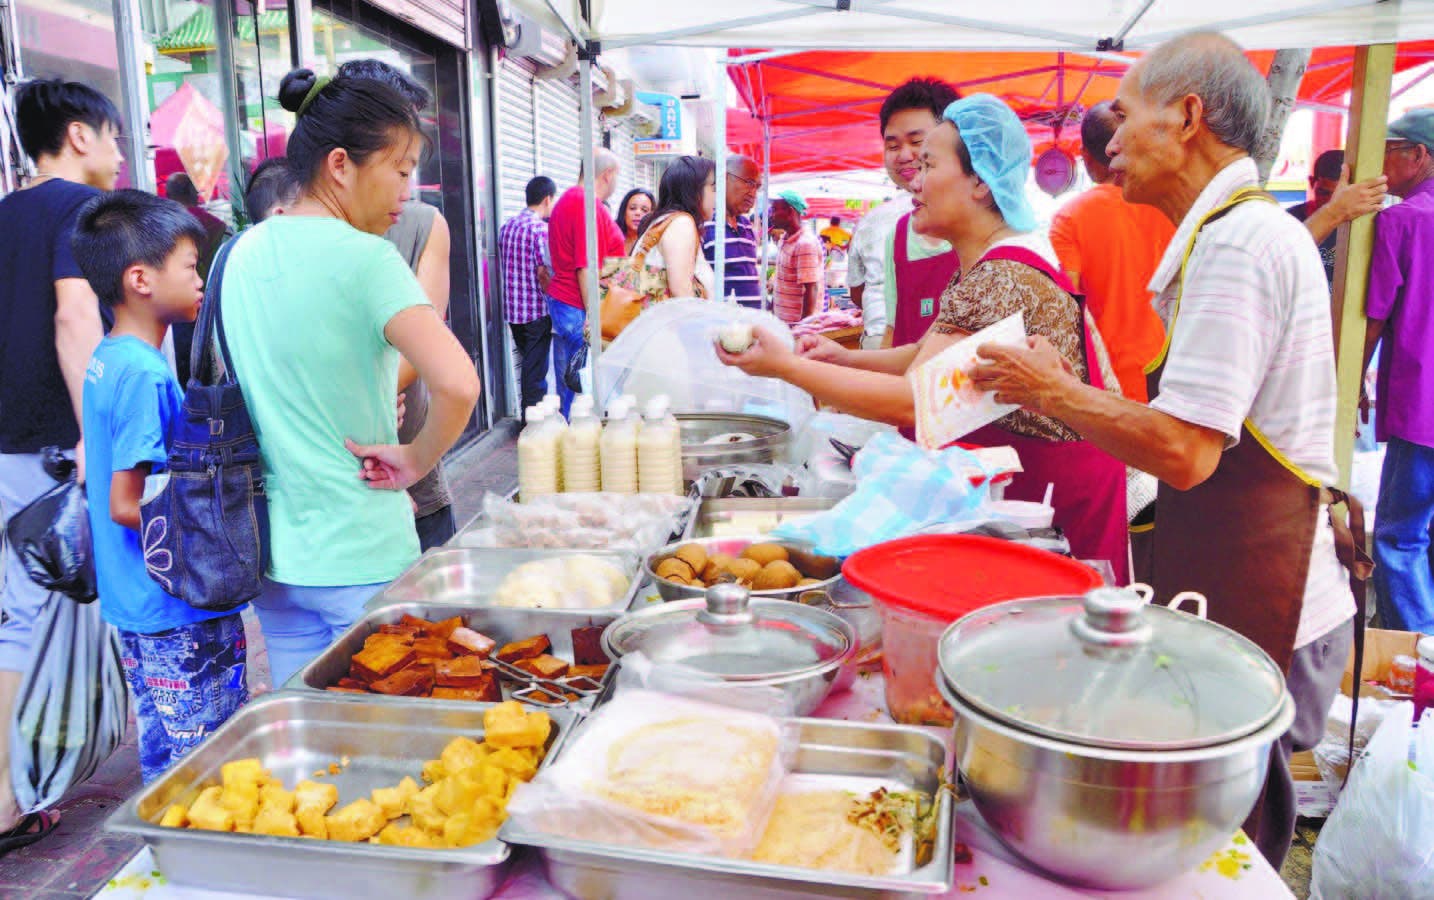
[720,94,1130,582]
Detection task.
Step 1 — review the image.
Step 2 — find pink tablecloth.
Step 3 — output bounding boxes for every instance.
[95,672,1293,900]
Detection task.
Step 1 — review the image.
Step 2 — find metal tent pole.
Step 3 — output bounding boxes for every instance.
[113,0,152,191]
[760,115,772,311]
[579,49,603,413]
[714,71,728,301]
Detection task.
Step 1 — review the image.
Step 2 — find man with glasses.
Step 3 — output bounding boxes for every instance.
[703,155,764,309]
[1365,109,1434,633]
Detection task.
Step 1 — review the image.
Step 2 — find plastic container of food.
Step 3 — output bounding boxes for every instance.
[842,534,1103,725]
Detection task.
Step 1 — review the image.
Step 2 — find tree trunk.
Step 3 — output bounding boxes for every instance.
[1255,49,1312,184]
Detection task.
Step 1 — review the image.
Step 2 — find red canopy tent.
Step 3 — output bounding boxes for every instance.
[727,44,1434,175]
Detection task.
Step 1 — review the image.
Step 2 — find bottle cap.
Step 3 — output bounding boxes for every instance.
[645,395,670,419]
[525,406,547,423]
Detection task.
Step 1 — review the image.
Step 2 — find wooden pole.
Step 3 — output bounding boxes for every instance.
[1332,44,1395,490]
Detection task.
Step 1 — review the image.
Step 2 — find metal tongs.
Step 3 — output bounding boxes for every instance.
[488,654,604,709]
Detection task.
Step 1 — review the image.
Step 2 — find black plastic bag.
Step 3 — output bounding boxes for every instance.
[3,447,96,603]
[564,341,588,395]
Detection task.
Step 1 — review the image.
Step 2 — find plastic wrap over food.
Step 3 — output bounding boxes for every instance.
[506,690,794,857]
[594,299,816,432]
[462,493,692,553]
[688,464,803,500]
[493,555,632,609]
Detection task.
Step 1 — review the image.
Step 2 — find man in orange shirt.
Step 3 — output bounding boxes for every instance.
[1050,101,1175,402]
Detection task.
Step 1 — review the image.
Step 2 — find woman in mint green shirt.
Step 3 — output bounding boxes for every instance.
[221,67,480,685]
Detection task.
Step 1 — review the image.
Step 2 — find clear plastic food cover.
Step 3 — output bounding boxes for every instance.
[594,299,817,432]
[458,492,692,554]
[505,689,795,857]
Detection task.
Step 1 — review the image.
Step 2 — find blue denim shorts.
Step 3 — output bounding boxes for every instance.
[119,612,248,783]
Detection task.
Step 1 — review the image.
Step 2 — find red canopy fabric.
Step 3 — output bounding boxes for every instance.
[729,45,1434,175]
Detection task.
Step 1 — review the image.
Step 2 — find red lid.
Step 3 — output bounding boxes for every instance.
[842,534,1103,621]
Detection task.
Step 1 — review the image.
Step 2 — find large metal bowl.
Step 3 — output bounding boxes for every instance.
[677,412,790,483]
[934,589,1296,890]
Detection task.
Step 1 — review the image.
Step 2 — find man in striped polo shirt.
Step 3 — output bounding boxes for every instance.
[972,31,1360,870]
[702,154,764,309]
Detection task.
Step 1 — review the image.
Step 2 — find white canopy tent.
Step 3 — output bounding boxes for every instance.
[528,0,1430,492]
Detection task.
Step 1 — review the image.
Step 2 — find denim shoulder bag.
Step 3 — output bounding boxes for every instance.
[139,234,269,611]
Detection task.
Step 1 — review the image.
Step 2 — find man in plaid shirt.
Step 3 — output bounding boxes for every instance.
[499,176,557,415]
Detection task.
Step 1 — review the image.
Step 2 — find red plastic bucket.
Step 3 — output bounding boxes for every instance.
[843,535,1103,725]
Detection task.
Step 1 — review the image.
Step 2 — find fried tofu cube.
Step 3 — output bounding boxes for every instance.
[188,786,235,832]
[435,656,492,688]
[221,758,266,789]
[430,616,465,641]
[259,783,296,813]
[570,626,608,666]
[474,760,511,799]
[352,639,417,682]
[295,780,339,838]
[408,783,446,834]
[377,624,420,641]
[370,664,435,697]
[483,701,551,750]
[376,823,442,848]
[371,776,420,820]
[159,803,189,829]
[567,663,609,682]
[441,812,474,848]
[252,804,300,838]
[412,636,454,661]
[399,614,436,634]
[431,686,482,701]
[487,746,539,782]
[326,798,387,843]
[220,784,259,830]
[513,654,568,680]
[434,774,474,817]
[447,627,497,657]
[421,757,446,784]
[440,736,487,775]
[495,635,551,663]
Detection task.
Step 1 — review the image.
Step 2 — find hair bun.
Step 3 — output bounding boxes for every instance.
[279,69,318,114]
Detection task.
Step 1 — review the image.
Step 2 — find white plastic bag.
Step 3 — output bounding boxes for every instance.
[1311,704,1434,899]
[10,594,130,812]
[506,689,794,857]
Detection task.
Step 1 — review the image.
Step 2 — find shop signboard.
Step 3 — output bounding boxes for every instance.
[634,90,682,157]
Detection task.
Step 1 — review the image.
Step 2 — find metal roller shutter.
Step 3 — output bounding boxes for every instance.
[497,56,537,222]
[534,72,583,188]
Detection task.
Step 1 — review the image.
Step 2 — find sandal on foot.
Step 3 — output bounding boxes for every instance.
[0,810,60,856]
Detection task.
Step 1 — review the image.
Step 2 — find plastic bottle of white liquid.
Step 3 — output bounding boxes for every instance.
[562,396,603,493]
[517,406,559,500]
[600,397,639,494]
[638,395,683,495]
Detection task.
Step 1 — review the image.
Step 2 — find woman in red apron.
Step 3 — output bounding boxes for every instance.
[718,94,1129,581]
[890,212,960,348]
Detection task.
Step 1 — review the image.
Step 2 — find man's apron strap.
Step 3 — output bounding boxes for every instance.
[1324,486,1373,786]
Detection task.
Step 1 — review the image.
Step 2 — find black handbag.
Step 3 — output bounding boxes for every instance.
[138,236,269,611]
[4,447,97,603]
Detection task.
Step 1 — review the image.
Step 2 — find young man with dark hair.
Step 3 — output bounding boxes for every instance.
[72,189,249,784]
[0,77,123,847]
[844,77,961,349]
[1288,148,1388,286]
[500,175,558,414]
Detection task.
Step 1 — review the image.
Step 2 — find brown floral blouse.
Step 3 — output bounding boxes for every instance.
[933,257,1122,441]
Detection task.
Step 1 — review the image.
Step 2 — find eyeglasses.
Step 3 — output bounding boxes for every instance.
[1386,141,1419,156]
[730,172,762,190]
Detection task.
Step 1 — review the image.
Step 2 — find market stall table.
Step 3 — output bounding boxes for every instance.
[92,672,1293,900]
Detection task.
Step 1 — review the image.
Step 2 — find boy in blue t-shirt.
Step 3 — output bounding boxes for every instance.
[73,190,248,783]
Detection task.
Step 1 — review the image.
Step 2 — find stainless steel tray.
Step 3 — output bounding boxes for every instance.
[368,547,642,614]
[685,497,839,540]
[286,599,622,707]
[107,692,575,900]
[502,718,954,899]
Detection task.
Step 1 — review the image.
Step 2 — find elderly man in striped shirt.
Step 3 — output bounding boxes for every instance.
[972,31,1365,869]
[499,176,557,415]
[703,154,764,309]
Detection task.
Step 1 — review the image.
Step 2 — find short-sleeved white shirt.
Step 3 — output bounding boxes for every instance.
[846,195,911,337]
[1146,158,1353,648]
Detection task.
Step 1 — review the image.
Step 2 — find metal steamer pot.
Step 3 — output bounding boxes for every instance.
[676,413,791,484]
[643,535,881,658]
[602,583,857,717]
[935,586,1296,891]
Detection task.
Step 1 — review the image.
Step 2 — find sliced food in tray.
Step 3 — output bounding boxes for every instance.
[325,612,612,707]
